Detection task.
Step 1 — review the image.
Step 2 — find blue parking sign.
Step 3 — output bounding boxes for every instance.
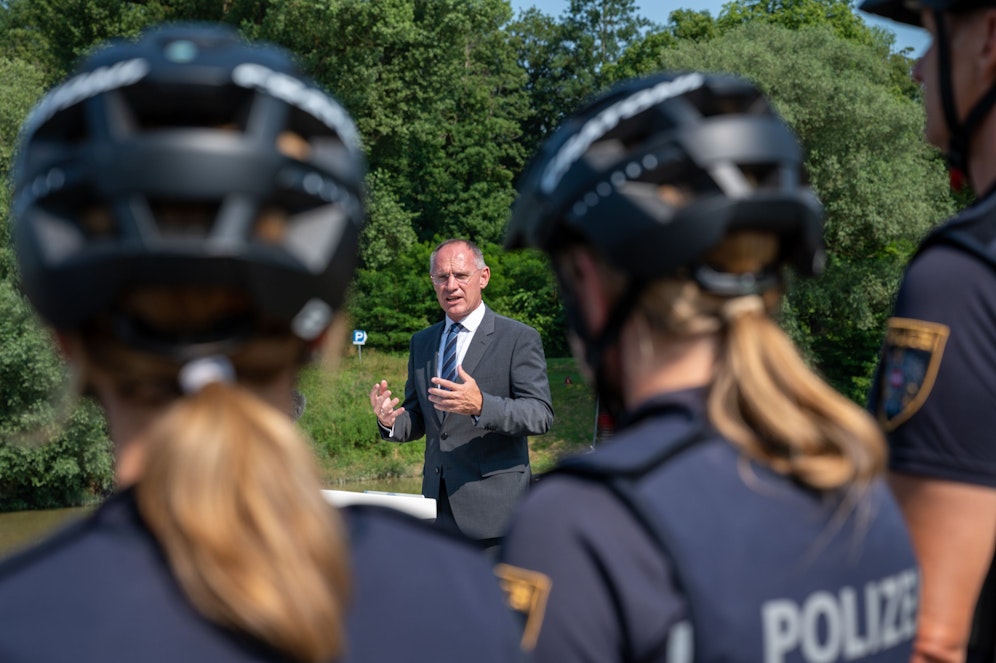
[352,330,367,345]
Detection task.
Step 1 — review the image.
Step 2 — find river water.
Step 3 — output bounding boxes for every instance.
[0,477,423,560]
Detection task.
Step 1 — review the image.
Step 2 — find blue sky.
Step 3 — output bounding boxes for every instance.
[508,0,930,57]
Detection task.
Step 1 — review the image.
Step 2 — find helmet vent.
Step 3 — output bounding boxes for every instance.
[82,205,117,238]
[737,164,781,188]
[146,201,221,239]
[122,86,253,133]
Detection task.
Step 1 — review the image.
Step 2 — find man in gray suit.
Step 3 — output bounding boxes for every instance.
[370,238,554,547]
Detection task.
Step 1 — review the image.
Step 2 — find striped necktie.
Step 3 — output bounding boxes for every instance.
[441,322,464,385]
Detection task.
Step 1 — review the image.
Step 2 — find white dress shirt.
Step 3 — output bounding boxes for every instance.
[438,302,486,378]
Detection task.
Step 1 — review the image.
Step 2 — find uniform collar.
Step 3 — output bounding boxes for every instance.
[619,386,708,430]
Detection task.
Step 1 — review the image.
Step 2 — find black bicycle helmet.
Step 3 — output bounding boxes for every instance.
[13,23,364,354]
[505,72,825,286]
[506,72,824,422]
[860,0,994,26]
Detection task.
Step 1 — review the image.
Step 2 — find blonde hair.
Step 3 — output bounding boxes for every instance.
[75,289,350,662]
[628,231,886,491]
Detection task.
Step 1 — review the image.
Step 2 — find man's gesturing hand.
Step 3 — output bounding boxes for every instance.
[429,365,483,416]
[370,379,404,428]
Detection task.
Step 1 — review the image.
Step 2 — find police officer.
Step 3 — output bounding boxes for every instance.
[500,72,919,662]
[861,1,996,661]
[0,24,523,663]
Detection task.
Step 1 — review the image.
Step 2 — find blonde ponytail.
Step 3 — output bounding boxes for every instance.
[136,381,350,662]
[630,231,886,492]
[708,309,885,490]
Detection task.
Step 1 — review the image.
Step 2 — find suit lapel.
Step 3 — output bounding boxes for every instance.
[461,307,494,377]
[428,322,445,380]
[425,322,446,427]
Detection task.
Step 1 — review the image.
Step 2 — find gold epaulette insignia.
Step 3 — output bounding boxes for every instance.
[494,562,552,651]
[876,317,950,432]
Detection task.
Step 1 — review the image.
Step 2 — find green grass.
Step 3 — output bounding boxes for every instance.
[297,349,596,485]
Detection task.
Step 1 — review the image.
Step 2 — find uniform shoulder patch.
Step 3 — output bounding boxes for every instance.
[494,562,551,652]
[876,317,950,432]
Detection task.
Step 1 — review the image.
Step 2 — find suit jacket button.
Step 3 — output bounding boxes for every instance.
[434,467,440,474]
[441,432,448,440]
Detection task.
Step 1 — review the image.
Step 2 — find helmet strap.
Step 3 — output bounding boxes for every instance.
[936,9,996,190]
[561,274,648,423]
[936,10,963,166]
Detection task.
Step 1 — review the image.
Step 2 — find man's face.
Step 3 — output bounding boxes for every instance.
[431,242,490,321]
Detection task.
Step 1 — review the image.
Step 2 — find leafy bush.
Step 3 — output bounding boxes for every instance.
[0,280,113,511]
[483,241,570,358]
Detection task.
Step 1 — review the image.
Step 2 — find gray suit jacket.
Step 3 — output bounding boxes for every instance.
[381,306,553,539]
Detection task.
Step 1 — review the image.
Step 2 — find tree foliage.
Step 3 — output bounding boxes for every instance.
[0,275,113,510]
[257,0,530,245]
[0,0,167,80]
[508,0,650,152]
[717,0,875,44]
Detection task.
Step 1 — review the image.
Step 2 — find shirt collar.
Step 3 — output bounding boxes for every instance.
[446,302,485,334]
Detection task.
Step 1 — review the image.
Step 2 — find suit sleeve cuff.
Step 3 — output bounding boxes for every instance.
[476,392,498,430]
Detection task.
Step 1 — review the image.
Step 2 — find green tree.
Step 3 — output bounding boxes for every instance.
[506,8,566,153]
[613,0,918,99]
[509,0,650,151]
[0,265,113,511]
[0,0,168,79]
[717,0,875,44]
[0,0,956,509]
[0,56,48,274]
[484,243,568,357]
[561,0,652,66]
[715,0,921,100]
[360,169,419,272]
[347,241,440,351]
[258,0,530,245]
[668,8,719,42]
[0,60,44,175]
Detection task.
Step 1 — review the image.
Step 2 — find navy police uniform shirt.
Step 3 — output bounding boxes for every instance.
[869,191,996,486]
[501,388,919,662]
[0,488,524,662]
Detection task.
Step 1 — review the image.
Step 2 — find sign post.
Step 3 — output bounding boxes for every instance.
[352,329,367,360]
